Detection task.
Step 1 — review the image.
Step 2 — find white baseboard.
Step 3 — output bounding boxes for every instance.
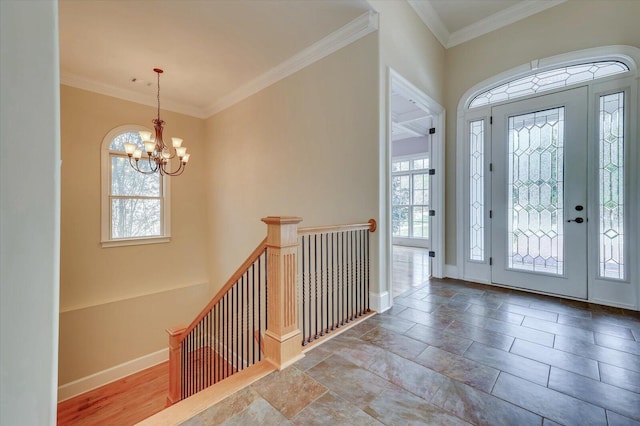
[370,291,391,313]
[57,348,168,402]
[444,264,460,279]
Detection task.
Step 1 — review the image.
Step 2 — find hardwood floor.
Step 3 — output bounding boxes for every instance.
[57,362,169,425]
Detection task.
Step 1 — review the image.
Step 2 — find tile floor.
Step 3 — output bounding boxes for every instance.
[182,248,640,426]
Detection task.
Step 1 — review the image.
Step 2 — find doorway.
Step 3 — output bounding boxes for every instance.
[387,69,445,303]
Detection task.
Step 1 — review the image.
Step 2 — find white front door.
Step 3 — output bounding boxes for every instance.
[491,87,589,299]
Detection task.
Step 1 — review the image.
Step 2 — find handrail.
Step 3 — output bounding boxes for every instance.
[179,237,268,339]
[298,218,376,236]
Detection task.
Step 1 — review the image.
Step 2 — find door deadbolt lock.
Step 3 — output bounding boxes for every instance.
[567,217,585,223]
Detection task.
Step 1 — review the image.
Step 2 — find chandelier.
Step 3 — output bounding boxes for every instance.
[123,68,190,176]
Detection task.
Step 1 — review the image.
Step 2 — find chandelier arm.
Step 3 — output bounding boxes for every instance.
[161,160,187,176]
[128,157,158,175]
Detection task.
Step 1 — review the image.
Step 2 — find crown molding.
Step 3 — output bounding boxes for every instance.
[409,0,567,49]
[60,72,209,119]
[447,0,567,48]
[203,10,379,117]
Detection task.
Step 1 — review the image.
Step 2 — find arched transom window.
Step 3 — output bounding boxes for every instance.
[469,61,629,108]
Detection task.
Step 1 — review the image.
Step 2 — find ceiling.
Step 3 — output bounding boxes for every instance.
[59,0,566,119]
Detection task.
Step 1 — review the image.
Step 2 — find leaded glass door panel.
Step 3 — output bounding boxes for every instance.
[491,87,588,298]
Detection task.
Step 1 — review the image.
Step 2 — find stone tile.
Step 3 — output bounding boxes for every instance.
[510,338,600,380]
[464,342,550,385]
[543,419,563,426]
[221,398,291,426]
[306,354,394,409]
[423,294,456,305]
[424,287,459,298]
[431,377,542,426]
[607,411,640,426]
[633,329,640,342]
[339,318,379,338]
[394,296,438,313]
[325,333,389,369]
[446,320,514,351]
[252,367,327,419]
[415,346,499,392]
[398,307,455,329]
[522,317,595,343]
[192,386,261,425]
[548,367,640,421]
[599,362,640,394]
[554,335,640,373]
[492,372,607,426]
[366,349,449,401]
[437,309,490,328]
[291,391,382,426]
[500,303,559,322]
[452,293,504,309]
[592,312,640,333]
[486,318,556,347]
[595,332,640,355]
[360,326,427,359]
[380,304,407,316]
[558,314,635,340]
[365,313,416,334]
[295,345,334,371]
[528,299,593,319]
[466,303,524,325]
[365,387,471,426]
[403,323,473,355]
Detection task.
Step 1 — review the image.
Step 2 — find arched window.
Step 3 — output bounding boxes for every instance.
[469,61,629,108]
[101,125,170,247]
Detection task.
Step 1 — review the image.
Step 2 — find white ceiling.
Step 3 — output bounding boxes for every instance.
[59,0,567,119]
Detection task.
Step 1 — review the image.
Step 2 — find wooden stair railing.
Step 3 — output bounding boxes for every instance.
[166,216,377,406]
[166,216,304,406]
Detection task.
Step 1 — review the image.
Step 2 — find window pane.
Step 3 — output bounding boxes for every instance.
[469,120,485,261]
[392,206,409,237]
[599,92,625,280]
[412,206,429,239]
[111,198,161,239]
[507,108,564,275]
[392,175,410,205]
[470,61,629,108]
[111,156,160,196]
[392,160,410,172]
[413,174,428,205]
[110,131,145,151]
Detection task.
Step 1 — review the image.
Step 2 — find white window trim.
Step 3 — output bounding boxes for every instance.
[455,45,640,310]
[100,124,171,248]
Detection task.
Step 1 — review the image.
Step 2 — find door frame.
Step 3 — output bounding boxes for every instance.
[455,45,640,310]
[384,69,445,305]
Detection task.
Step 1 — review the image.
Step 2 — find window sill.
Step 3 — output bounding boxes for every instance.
[101,236,171,248]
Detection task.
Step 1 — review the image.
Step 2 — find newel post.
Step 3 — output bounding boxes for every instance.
[166,324,186,406]
[261,216,304,369]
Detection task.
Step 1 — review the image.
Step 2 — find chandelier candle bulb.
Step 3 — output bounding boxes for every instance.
[133,149,142,160]
[139,130,152,141]
[123,142,136,155]
[144,141,155,154]
[171,137,183,148]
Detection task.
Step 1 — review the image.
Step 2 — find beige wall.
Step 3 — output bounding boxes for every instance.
[371,0,445,103]
[204,34,379,295]
[59,86,210,384]
[443,0,640,265]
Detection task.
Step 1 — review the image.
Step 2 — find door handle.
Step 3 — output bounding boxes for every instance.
[567,217,585,223]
